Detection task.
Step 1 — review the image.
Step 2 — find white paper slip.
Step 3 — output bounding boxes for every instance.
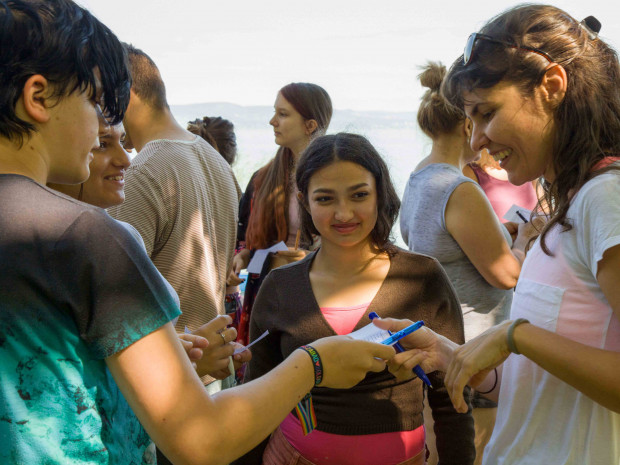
[233,330,270,354]
[348,323,391,344]
[503,204,532,223]
[246,241,289,274]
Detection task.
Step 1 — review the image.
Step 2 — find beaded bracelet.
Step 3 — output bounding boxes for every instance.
[507,318,530,355]
[476,368,498,395]
[299,344,323,386]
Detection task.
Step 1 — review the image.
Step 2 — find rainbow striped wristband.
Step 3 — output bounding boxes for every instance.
[295,345,323,435]
[299,344,323,386]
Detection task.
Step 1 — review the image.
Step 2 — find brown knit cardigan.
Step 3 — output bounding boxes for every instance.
[233,248,474,465]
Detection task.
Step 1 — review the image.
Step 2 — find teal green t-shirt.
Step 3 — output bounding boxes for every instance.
[0,175,181,464]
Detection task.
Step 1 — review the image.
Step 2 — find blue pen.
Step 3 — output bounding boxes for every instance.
[369,312,433,389]
[380,321,425,346]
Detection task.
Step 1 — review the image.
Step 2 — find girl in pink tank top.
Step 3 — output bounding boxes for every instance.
[235,133,474,465]
[464,151,539,221]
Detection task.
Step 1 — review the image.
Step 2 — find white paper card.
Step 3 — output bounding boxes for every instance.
[503,204,532,223]
[246,241,289,274]
[233,330,270,354]
[348,322,391,344]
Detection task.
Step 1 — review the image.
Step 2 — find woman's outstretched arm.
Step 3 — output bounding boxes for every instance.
[106,323,395,465]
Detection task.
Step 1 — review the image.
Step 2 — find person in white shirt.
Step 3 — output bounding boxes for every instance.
[378,5,620,465]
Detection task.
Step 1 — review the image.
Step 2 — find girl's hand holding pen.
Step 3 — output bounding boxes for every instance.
[372,318,458,382]
[374,318,517,414]
[269,248,308,270]
[505,216,545,264]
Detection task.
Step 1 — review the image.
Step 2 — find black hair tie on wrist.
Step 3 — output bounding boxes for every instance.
[477,367,498,395]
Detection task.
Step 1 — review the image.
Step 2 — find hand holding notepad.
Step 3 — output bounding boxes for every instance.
[349,317,432,388]
[503,204,531,223]
[233,330,269,355]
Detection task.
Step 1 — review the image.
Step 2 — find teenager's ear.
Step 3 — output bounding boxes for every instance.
[305,119,318,136]
[21,75,52,124]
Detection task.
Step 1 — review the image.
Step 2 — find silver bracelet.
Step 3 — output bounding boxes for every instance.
[507,318,530,355]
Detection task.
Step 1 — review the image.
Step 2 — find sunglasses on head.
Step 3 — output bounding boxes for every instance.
[463,33,553,66]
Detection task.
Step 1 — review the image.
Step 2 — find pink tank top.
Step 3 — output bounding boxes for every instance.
[470,164,538,221]
[279,303,426,465]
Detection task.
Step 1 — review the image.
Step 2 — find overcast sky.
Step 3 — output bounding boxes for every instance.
[80,0,620,112]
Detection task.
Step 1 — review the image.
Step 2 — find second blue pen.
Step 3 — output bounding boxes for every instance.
[369,312,433,389]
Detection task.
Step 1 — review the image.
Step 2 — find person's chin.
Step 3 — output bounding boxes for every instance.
[108,192,124,209]
[506,170,530,186]
[77,167,92,184]
[96,192,124,210]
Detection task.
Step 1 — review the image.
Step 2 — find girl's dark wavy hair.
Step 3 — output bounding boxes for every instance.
[295,133,400,255]
[442,4,620,255]
[0,0,131,145]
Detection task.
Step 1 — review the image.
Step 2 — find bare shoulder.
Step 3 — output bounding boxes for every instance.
[445,180,490,215]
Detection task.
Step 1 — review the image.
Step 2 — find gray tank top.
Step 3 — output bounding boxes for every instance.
[400,163,512,341]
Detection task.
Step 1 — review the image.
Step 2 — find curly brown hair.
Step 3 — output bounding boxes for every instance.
[443,4,620,255]
[187,116,237,165]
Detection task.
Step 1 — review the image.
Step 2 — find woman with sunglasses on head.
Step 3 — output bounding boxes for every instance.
[379,6,620,464]
[232,83,333,347]
[400,61,535,465]
[234,133,474,465]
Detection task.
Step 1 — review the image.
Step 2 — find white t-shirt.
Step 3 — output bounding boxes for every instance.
[484,168,620,465]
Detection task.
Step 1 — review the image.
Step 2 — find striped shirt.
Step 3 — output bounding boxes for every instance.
[108,135,240,334]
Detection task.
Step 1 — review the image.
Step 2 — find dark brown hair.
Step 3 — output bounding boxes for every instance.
[245,83,332,249]
[124,43,169,111]
[417,62,465,138]
[296,133,400,254]
[187,116,237,165]
[443,4,620,254]
[0,0,130,144]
